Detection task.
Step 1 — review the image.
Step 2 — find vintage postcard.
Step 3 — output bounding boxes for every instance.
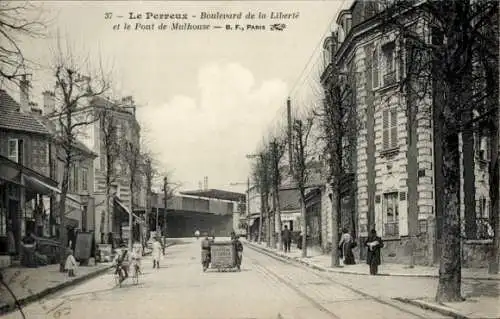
[0,0,499,318]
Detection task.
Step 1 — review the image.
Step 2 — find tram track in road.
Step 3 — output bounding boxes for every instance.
[248,252,342,319]
[246,244,450,319]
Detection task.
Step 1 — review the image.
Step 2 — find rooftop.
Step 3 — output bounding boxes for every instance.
[180,189,246,202]
[0,90,51,135]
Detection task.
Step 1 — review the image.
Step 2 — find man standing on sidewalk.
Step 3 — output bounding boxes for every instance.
[282,225,291,253]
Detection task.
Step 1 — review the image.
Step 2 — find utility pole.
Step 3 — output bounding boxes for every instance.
[247,176,251,239]
[163,176,168,238]
[287,97,293,175]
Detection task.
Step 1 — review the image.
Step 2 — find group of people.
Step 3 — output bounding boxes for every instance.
[200,231,243,271]
[338,228,385,275]
[113,237,165,284]
[282,226,384,275]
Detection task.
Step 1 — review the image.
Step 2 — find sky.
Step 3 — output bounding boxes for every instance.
[10,0,347,193]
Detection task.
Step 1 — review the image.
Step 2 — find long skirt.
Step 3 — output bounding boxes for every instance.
[342,242,356,265]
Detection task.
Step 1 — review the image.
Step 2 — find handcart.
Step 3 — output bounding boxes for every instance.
[209,241,240,272]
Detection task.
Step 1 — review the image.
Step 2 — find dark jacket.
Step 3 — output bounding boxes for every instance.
[233,239,243,252]
[282,229,291,241]
[364,236,384,266]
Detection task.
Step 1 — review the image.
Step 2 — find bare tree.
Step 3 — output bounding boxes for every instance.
[377,0,499,301]
[291,114,315,258]
[98,104,121,245]
[0,1,46,84]
[316,69,355,267]
[269,136,287,250]
[252,151,270,244]
[50,44,110,271]
[121,136,142,247]
[141,149,158,241]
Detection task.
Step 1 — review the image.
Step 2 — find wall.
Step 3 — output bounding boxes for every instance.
[0,130,49,175]
[165,210,233,238]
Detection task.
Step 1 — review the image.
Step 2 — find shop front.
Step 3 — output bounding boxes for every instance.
[0,155,85,267]
[0,155,58,266]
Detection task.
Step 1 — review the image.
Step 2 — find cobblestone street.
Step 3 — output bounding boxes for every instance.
[3,238,453,319]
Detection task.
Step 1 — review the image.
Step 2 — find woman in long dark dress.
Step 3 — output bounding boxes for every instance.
[339,228,356,265]
[364,229,384,275]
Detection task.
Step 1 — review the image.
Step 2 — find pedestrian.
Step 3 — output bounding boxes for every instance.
[365,229,384,275]
[233,235,244,270]
[339,228,356,265]
[65,249,77,277]
[152,237,163,269]
[7,220,16,257]
[195,229,200,240]
[282,225,291,253]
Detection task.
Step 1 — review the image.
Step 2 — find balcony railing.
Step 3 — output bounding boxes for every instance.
[384,222,399,237]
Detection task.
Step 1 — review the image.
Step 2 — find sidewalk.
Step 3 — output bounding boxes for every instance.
[0,239,179,315]
[0,262,113,314]
[246,240,500,319]
[245,240,500,280]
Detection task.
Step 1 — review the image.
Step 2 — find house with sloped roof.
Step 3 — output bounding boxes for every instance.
[0,79,60,266]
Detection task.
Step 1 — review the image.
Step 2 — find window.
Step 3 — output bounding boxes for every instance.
[478,196,488,218]
[73,165,79,192]
[476,133,490,161]
[8,139,23,163]
[372,46,380,88]
[81,167,88,191]
[382,42,396,86]
[383,192,399,236]
[0,205,6,236]
[383,107,398,150]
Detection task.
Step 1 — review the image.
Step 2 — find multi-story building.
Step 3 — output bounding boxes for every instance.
[0,83,59,267]
[44,92,142,245]
[320,0,496,266]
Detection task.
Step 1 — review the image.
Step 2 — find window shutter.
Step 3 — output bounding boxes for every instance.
[383,109,389,149]
[390,108,398,148]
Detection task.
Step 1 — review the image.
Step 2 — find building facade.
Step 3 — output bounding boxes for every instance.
[0,85,60,267]
[45,93,143,245]
[321,0,496,266]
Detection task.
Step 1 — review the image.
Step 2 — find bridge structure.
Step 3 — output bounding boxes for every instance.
[144,189,246,238]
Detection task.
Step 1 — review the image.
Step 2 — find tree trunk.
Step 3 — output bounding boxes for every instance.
[489,107,499,274]
[145,187,151,243]
[58,162,70,272]
[128,179,134,250]
[276,186,283,251]
[258,192,263,244]
[407,95,419,268]
[330,184,340,267]
[270,191,276,249]
[300,192,307,258]
[435,80,464,303]
[105,181,112,245]
[462,109,476,239]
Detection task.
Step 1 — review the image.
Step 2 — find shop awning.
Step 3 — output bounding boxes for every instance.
[114,197,145,224]
[22,175,82,206]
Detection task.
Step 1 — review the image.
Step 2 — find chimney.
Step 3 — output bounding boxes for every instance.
[20,75,30,113]
[42,91,56,115]
[30,102,42,115]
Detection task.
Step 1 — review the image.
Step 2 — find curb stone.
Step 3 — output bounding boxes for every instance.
[1,242,178,315]
[245,242,500,281]
[393,297,471,319]
[0,265,113,315]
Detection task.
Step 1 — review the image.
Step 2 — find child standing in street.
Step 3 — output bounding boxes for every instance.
[65,249,77,277]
